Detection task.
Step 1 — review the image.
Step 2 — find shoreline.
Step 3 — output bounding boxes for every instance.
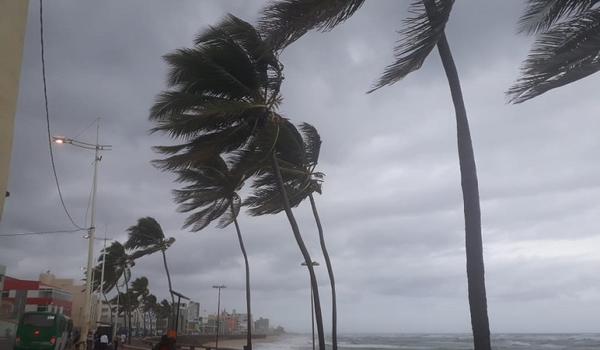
[201,334,281,349]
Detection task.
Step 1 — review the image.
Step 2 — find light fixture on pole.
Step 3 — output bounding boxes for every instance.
[301,261,319,350]
[212,285,226,350]
[54,123,111,350]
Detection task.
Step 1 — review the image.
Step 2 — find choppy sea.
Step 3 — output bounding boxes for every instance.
[255,333,600,350]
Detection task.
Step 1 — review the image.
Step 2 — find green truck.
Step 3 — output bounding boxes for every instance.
[13,312,72,350]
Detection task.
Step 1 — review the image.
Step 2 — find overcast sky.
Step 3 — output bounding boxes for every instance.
[1,0,600,334]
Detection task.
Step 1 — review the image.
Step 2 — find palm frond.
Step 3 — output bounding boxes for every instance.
[181,198,230,231]
[260,0,366,50]
[217,195,241,228]
[369,0,454,92]
[518,0,600,34]
[125,217,165,250]
[299,122,322,166]
[508,9,600,103]
[196,14,278,70]
[164,45,259,100]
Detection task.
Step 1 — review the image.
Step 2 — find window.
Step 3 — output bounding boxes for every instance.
[22,313,56,328]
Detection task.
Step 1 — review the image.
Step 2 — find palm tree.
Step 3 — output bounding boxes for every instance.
[99,241,134,343]
[156,299,173,334]
[150,15,328,349]
[143,294,158,335]
[171,155,254,349]
[244,122,339,348]
[260,1,491,349]
[125,218,176,313]
[508,0,600,103]
[130,277,150,335]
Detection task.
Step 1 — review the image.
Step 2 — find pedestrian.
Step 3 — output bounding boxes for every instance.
[99,333,109,350]
[120,333,126,345]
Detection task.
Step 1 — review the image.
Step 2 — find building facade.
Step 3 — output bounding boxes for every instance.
[254,317,269,334]
[0,276,72,318]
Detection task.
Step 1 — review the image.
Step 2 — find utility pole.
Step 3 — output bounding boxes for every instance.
[53,123,111,350]
[212,285,226,350]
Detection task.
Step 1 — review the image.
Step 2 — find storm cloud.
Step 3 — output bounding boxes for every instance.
[1,0,599,334]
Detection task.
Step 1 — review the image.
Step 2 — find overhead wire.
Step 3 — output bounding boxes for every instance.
[39,0,86,230]
[0,229,84,237]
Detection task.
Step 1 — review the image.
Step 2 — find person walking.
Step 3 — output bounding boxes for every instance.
[99,333,109,350]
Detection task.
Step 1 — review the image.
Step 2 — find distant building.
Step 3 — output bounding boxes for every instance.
[0,276,72,319]
[186,301,200,334]
[39,272,98,329]
[255,317,269,334]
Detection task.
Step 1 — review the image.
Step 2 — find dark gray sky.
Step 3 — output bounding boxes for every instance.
[1,0,599,334]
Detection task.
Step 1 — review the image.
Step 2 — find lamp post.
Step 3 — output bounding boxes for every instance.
[301,261,319,350]
[53,124,111,350]
[212,285,226,350]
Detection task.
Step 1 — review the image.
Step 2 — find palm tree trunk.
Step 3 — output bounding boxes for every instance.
[115,283,122,335]
[232,208,252,350]
[423,3,491,348]
[308,193,337,350]
[271,153,326,350]
[124,278,132,344]
[102,293,113,325]
[161,249,176,329]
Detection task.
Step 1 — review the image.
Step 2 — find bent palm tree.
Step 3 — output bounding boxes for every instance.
[508,0,600,103]
[150,15,327,349]
[125,217,176,326]
[261,1,491,349]
[99,241,134,342]
[171,155,253,349]
[245,122,338,348]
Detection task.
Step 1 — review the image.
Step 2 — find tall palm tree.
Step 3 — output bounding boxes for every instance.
[143,294,158,335]
[156,299,173,334]
[130,277,150,335]
[244,122,339,348]
[171,155,253,349]
[125,217,176,329]
[508,0,600,103]
[150,15,328,349]
[99,241,134,343]
[260,1,491,349]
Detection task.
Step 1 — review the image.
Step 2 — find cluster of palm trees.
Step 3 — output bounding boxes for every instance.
[91,217,176,344]
[147,1,600,350]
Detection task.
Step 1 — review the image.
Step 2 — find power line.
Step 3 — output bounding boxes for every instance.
[0,228,84,237]
[39,0,86,230]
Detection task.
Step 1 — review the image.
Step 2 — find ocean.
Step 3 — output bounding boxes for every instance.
[255,333,600,350]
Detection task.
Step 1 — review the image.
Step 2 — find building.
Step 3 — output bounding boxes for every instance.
[38,272,98,329]
[186,301,200,334]
[255,317,269,334]
[0,276,72,319]
[0,0,29,220]
[207,309,252,335]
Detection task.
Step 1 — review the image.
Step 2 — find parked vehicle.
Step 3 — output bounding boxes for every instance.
[14,311,72,350]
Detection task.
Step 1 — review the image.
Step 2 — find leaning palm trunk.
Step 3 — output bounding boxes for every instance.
[232,204,252,350]
[102,293,113,325]
[271,153,326,350]
[160,249,176,329]
[424,3,491,347]
[308,193,337,350]
[124,278,132,344]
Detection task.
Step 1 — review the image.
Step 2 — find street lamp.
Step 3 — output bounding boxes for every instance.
[301,261,319,350]
[212,285,226,350]
[54,124,111,350]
